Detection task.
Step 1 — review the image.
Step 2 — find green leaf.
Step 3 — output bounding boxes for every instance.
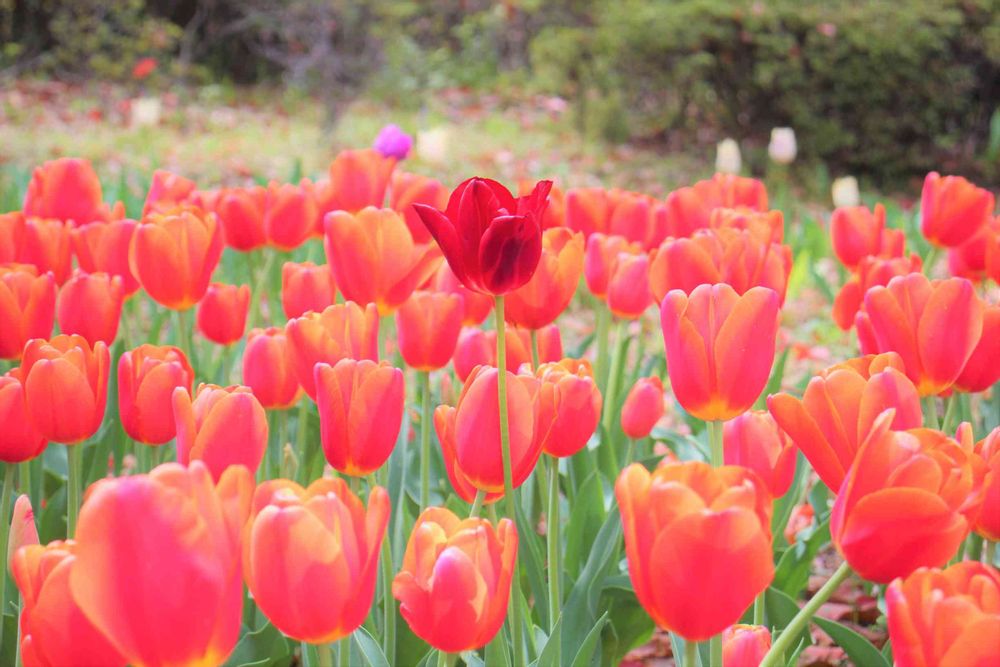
[813,617,889,667]
[560,510,621,659]
[601,585,655,666]
[514,497,549,628]
[463,651,487,667]
[756,346,791,410]
[773,519,831,599]
[563,471,605,579]
[764,586,812,650]
[771,452,809,546]
[533,615,562,667]
[881,639,893,664]
[221,622,291,666]
[485,624,512,667]
[570,610,609,667]
[353,626,391,667]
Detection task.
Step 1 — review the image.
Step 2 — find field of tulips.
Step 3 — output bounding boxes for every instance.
[0,127,998,667]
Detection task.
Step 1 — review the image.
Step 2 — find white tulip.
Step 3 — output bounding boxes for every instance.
[831,176,860,208]
[715,138,742,174]
[768,127,797,165]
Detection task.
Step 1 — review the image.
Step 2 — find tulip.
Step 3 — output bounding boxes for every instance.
[433,262,493,325]
[921,172,995,248]
[173,384,268,480]
[954,305,1000,393]
[855,273,984,395]
[986,218,1000,284]
[8,494,39,568]
[0,372,47,462]
[22,158,108,226]
[621,376,665,440]
[583,233,643,300]
[831,204,905,270]
[0,211,26,262]
[452,324,563,382]
[947,220,997,281]
[530,359,602,458]
[887,562,1000,667]
[784,503,815,545]
[130,205,224,310]
[767,127,797,164]
[396,290,463,371]
[393,507,517,652]
[617,461,774,640]
[316,148,396,215]
[70,219,140,295]
[280,261,337,320]
[831,176,861,208]
[605,190,661,249]
[21,334,109,444]
[324,206,442,314]
[660,284,780,421]
[12,540,126,667]
[434,365,541,493]
[520,180,566,230]
[724,410,796,497]
[830,415,980,582]
[314,359,404,476]
[389,171,448,244]
[607,251,653,319]
[831,254,922,330]
[723,625,771,667]
[20,217,72,285]
[768,352,921,491]
[664,174,769,239]
[244,478,389,643]
[435,405,504,505]
[196,283,250,346]
[505,227,584,329]
[715,138,742,174]
[142,169,196,215]
[565,188,612,239]
[285,302,379,399]
[242,327,301,410]
[373,123,412,159]
[0,264,56,360]
[972,428,1000,541]
[709,207,784,245]
[264,182,318,251]
[413,177,552,295]
[118,344,194,445]
[70,461,253,667]
[57,271,125,346]
[216,186,267,251]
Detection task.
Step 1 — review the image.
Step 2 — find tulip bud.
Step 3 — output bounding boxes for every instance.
[316,149,396,215]
[621,376,665,440]
[831,176,860,208]
[281,261,337,320]
[216,186,267,251]
[0,372,47,463]
[264,182,318,251]
[0,264,56,360]
[71,219,140,295]
[723,410,796,497]
[921,172,994,248]
[715,138,742,174]
[196,282,250,346]
[143,170,196,215]
[20,217,72,285]
[23,158,108,226]
[396,290,463,371]
[723,624,771,667]
[531,359,602,458]
[373,123,413,160]
[57,270,125,346]
[118,344,194,445]
[768,127,797,164]
[242,327,301,410]
[8,495,38,572]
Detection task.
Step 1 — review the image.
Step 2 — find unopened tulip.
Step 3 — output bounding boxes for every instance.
[281,261,337,320]
[0,264,55,360]
[886,562,1000,667]
[921,172,995,248]
[21,334,109,444]
[831,254,922,330]
[173,384,268,480]
[767,127,797,164]
[143,170,196,215]
[715,138,742,174]
[119,344,194,445]
[433,262,493,325]
[393,507,517,652]
[71,219,140,295]
[285,302,379,399]
[242,327,301,410]
[955,305,1000,393]
[316,148,396,215]
[324,207,441,314]
[617,461,774,640]
[8,495,39,569]
[607,251,653,319]
[831,176,861,208]
[264,182,318,251]
[244,478,389,643]
[216,186,267,251]
[70,462,252,667]
[723,625,771,667]
[724,410,796,497]
[664,174,769,239]
[505,227,584,329]
[531,359,602,458]
[583,233,643,300]
[315,360,404,476]
[373,123,412,159]
[396,290,463,371]
[57,271,125,345]
[972,428,1000,541]
[0,211,25,262]
[769,352,921,491]
[20,217,71,285]
[196,283,250,345]
[621,376,664,440]
[390,171,448,244]
[435,404,505,505]
[0,372,47,462]
[660,284,780,421]
[23,158,108,226]
[451,324,562,382]
[831,204,905,270]
[130,205,224,310]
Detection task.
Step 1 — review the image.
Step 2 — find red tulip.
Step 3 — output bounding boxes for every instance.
[947,219,998,281]
[265,182,318,251]
[281,261,337,320]
[723,625,771,667]
[0,211,26,263]
[435,403,504,505]
[505,227,584,329]
[0,264,55,360]
[986,217,1000,284]
[970,427,1000,541]
[0,372,47,462]
[242,327,301,410]
[143,170,196,215]
[530,358,602,458]
[664,174,769,239]
[216,186,267,251]
[390,171,448,243]
[724,410,796,497]
[921,172,995,248]
[432,262,494,325]
[620,376,664,440]
[831,204,905,270]
[196,283,250,345]
[23,158,109,226]
[119,344,194,445]
[831,254,922,330]
[285,302,379,399]
[565,187,613,238]
[452,323,562,382]
[396,290,464,371]
[607,251,653,319]
[57,271,125,346]
[71,219,140,295]
[20,217,72,285]
[316,148,396,215]
[521,180,566,230]
[954,305,1000,393]
[583,233,642,300]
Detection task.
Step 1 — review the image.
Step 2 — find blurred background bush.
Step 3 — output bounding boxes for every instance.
[1,0,997,183]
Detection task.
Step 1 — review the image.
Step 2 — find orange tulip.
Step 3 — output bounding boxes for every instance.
[452,323,562,382]
[23,157,110,226]
[565,188,666,248]
[242,327,301,410]
[432,262,493,325]
[830,203,906,270]
[129,205,224,310]
[285,301,380,399]
[57,271,125,346]
[664,174,769,239]
[264,182,318,251]
[281,261,337,319]
[243,478,389,643]
[565,187,613,238]
[316,148,395,215]
[583,233,643,300]
[173,384,269,480]
[396,290,463,371]
[21,334,109,444]
[617,461,774,640]
[855,273,984,395]
[196,282,250,346]
[526,358,601,458]
[390,170,448,244]
[143,170,197,215]
[723,410,796,497]
[830,415,980,582]
[314,359,404,476]
[393,507,517,652]
[660,284,780,421]
[505,227,584,329]
[20,217,72,285]
[921,172,995,248]
[831,254,922,330]
[0,372,47,462]
[768,352,921,491]
[70,461,253,667]
[784,503,815,545]
[886,562,1000,667]
[118,344,194,445]
[434,365,541,493]
[621,376,664,440]
[324,206,441,315]
[723,625,771,667]
[12,540,126,667]
[954,305,1000,393]
[215,186,267,251]
[71,219,140,295]
[709,207,784,245]
[0,211,26,262]
[0,264,55,360]
[972,428,1000,541]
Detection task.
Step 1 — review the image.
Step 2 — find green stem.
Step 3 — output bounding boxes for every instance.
[246,250,261,330]
[420,371,432,508]
[67,444,84,536]
[710,635,722,667]
[338,637,351,667]
[968,532,984,562]
[547,457,562,663]
[135,440,150,474]
[624,438,635,466]
[594,301,611,393]
[295,399,309,483]
[923,245,941,276]
[601,320,628,468]
[683,638,698,667]
[0,463,15,650]
[940,392,960,435]
[922,395,939,429]
[469,489,486,518]
[530,329,540,370]
[758,561,853,667]
[380,526,396,664]
[316,642,333,667]
[707,420,724,467]
[753,592,765,625]
[437,650,449,667]
[986,541,996,565]
[174,307,196,375]
[494,295,525,667]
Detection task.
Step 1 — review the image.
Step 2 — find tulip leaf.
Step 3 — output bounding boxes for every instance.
[600,584,655,665]
[463,652,486,667]
[221,622,291,666]
[514,495,550,628]
[757,346,790,410]
[570,610,609,667]
[881,639,893,663]
[0,611,15,666]
[563,471,605,579]
[764,586,812,650]
[532,615,562,667]
[485,624,513,667]
[353,626,391,667]
[813,617,889,667]
[773,518,831,599]
[771,452,809,547]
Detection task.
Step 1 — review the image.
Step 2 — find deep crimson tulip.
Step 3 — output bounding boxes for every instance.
[71,219,140,295]
[452,324,562,382]
[971,428,1000,540]
[143,169,196,215]
[413,177,552,295]
[119,344,194,445]
[264,182,318,251]
[23,158,109,226]
[521,180,566,230]
[57,271,125,346]
[281,261,337,320]
[0,264,56,360]
[0,372,47,462]
[831,254,922,330]
[315,359,404,476]
[830,203,905,270]
[173,384,269,480]
[954,305,1000,393]
[215,186,267,251]
[315,148,396,215]
[921,172,995,248]
[723,625,771,667]
[660,284,780,421]
[724,410,796,497]
[709,207,784,245]
[70,461,253,667]
[395,290,463,371]
[432,262,493,325]
[21,334,109,444]
[196,282,250,346]
[583,233,643,300]
[393,508,517,652]
[664,174,769,239]
[243,478,389,644]
[20,217,71,285]
[505,227,584,329]
[390,171,448,244]
[530,358,601,458]
[242,327,301,410]
[617,461,774,641]
[621,376,664,440]
[285,301,380,399]
[130,206,224,310]
[607,251,653,319]
[855,273,984,395]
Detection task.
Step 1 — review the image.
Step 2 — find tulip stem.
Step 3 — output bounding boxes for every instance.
[986,541,996,565]
[174,308,196,375]
[625,438,635,466]
[710,635,722,667]
[923,245,940,276]
[295,399,309,483]
[601,319,628,464]
[546,456,562,659]
[67,443,84,536]
[420,371,432,508]
[494,295,525,667]
[0,463,13,649]
[437,650,454,667]
[469,489,486,518]
[753,592,765,625]
[683,639,697,667]
[940,393,960,435]
[758,560,853,667]
[595,302,611,393]
[339,637,351,667]
[922,395,939,429]
[530,329,540,370]
[707,420,724,467]
[380,531,396,664]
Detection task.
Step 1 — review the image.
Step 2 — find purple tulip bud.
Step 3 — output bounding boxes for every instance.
[373,124,412,160]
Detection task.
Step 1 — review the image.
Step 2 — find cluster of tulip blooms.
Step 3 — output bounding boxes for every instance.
[0,137,998,667]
